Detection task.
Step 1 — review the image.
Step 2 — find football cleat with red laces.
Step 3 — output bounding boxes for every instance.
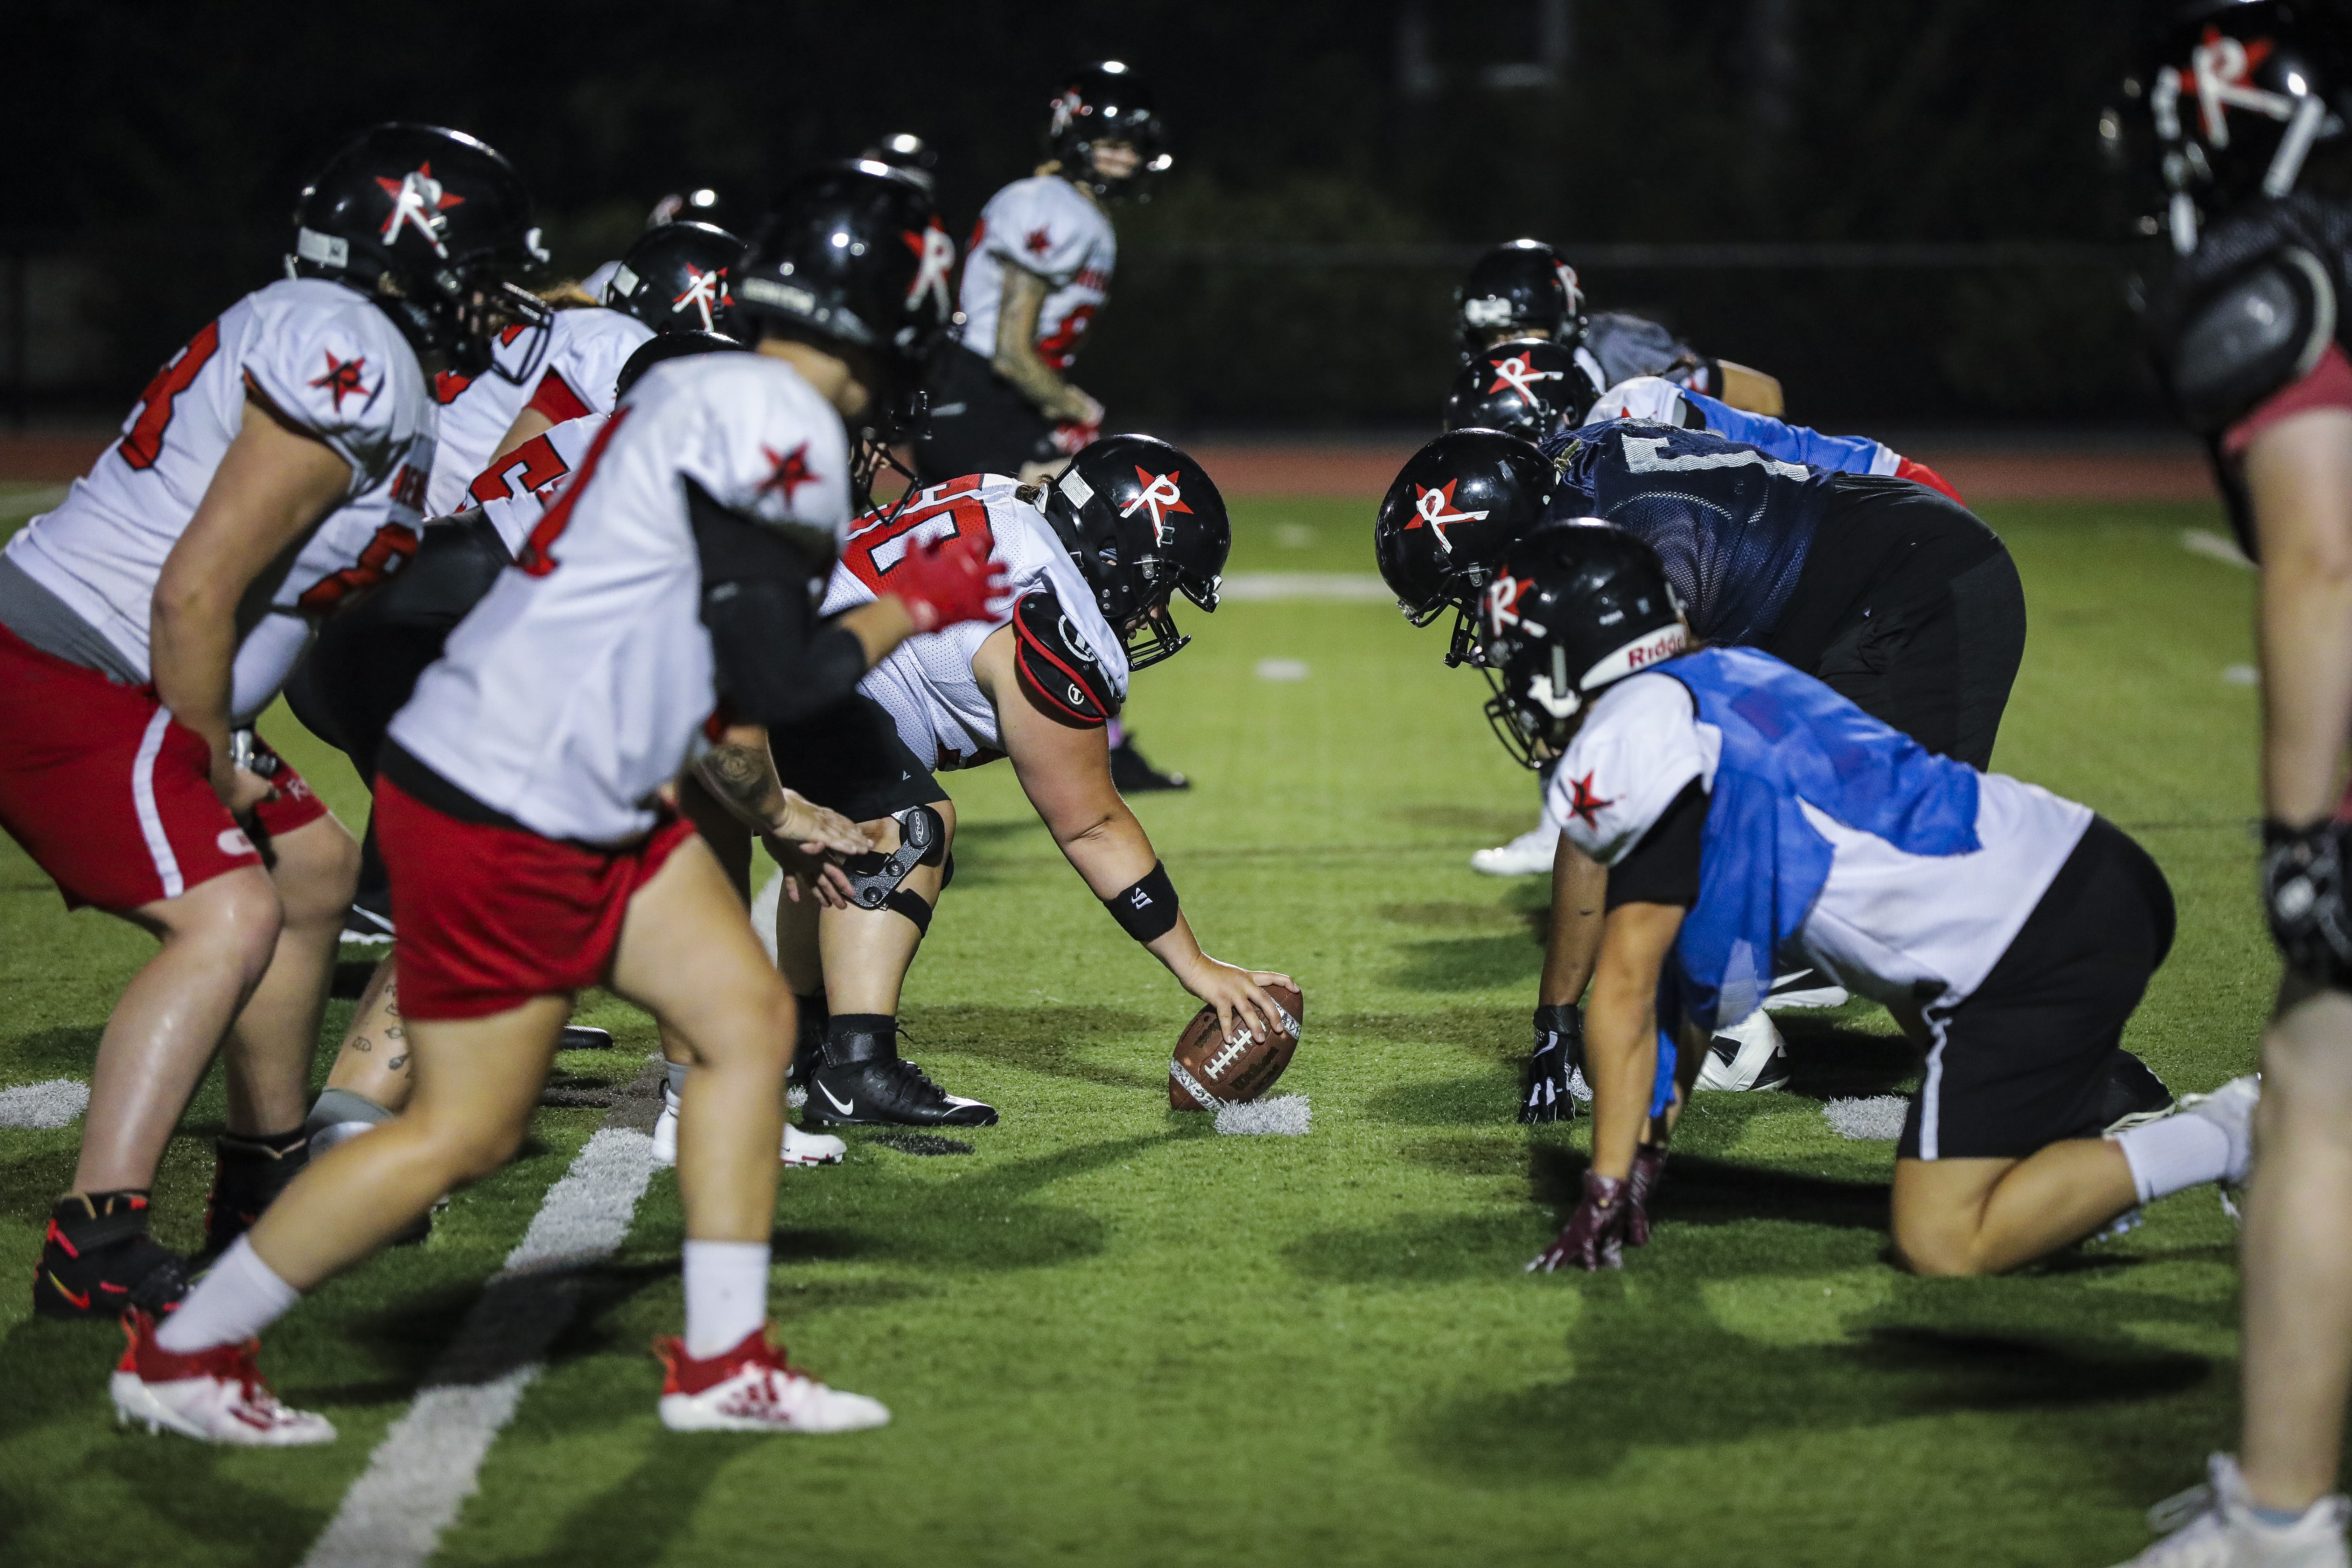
[653,1326,890,1433]
[109,1309,335,1446]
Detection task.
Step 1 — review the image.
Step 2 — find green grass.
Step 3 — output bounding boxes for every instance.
[0,490,2275,1566]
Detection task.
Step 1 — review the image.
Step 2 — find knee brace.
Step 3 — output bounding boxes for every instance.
[841,804,945,932]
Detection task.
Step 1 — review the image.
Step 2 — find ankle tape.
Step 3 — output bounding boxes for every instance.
[53,1191,151,1250]
[823,1014,898,1066]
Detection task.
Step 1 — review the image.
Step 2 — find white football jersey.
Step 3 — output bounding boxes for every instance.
[1550,671,2091,1012]
[390,351,851,844]
[422,306,652,516]
[5,277,434,719]
[454,411,608,558]
[957,176,1116,371]
[822,474,1126,770]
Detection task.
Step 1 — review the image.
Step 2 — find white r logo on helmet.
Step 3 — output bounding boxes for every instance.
[1486,353,1563,401]
[903,222,955,318]
[375,163,464,258]
[1119,467,1193,546]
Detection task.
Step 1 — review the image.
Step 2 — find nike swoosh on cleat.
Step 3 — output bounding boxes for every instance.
[48,1275,90,1310]
[818,1083,856,1115]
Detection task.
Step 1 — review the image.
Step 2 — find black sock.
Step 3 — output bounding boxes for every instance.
[220,1127,309,1161]
[51,1189,152,1242]
[824,1013,898,1067]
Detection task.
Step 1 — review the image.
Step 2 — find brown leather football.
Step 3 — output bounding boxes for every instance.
[1168,982,1303,1110]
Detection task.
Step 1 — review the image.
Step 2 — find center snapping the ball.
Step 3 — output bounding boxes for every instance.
[1169,982,1303,1110]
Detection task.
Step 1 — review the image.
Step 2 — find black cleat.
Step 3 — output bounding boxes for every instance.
[2099,1048,2175,1132]
[558,1025,614,1050]
[193,1132,309,1271]
[32,1192,190,1320]
[803,1057,999,1128]
[1110,735,1189,793]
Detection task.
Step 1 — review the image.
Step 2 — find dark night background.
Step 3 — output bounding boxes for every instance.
[1,0,2164,430]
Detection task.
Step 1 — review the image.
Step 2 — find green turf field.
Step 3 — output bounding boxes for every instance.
[0,481,2278,1566]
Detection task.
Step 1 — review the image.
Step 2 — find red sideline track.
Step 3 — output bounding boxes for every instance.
[3,433,2218,504]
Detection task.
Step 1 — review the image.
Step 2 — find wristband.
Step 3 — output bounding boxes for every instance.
[1103,861,1180,943]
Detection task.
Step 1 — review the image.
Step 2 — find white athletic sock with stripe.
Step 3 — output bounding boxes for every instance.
[154,1236,299,1353]
[682,1239,770,1359]
[2113,1114,2233,1204]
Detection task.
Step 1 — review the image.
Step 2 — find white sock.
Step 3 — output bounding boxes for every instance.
[155,1236,299,1354]
[2113,1114,2234,1203]
[682,1239,770,1359]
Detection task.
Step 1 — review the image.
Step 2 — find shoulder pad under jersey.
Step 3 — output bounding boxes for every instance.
[2164,247,2338,435]
[1012,587,1118,728]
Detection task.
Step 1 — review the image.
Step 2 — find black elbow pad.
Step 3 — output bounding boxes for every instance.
[704,582,867,727]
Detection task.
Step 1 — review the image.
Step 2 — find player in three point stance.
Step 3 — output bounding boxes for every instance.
[920,59,1190,795]
[1477,523,2256,1281]
[110,164,1005,1443]
[1444,338,1602,446]
[2115,4,2352,1561]
[749,434,1295,1130]
[0,124,547,1320]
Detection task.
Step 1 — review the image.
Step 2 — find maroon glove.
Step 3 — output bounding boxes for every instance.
[1625,1145,1667,1248]
[890,532,1008,633]
[1527,1171,1629,1273]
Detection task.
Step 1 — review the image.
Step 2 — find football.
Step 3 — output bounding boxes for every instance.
[1168,982,1304,1110]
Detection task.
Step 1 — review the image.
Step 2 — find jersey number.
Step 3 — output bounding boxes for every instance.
[120,321,223,471]
[516,407,631,577]
[1037,304,1096,371]
[468,432,574,509]
[840,482,997,594]
[295,522,419,615]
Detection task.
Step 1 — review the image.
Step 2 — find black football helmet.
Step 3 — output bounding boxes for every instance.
[604,221,744,336]
[1480,522,1690,769]
[733,162,958,442]
[1050,62,1174,199]
[1444,339,1598,444]
[290,123,551,382]
[1374,429,1556,667]
[1457,239,1586,352]
[2134,1,2351,253]
[613,329,748,401]
[1040,434,1229,670]
[862,133,940,194]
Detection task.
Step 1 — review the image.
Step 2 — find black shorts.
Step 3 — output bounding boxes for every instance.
[766,694,948,823]
[1900,815,2177,1161]
[1761,474,2027,769]
[912,346,1063,483]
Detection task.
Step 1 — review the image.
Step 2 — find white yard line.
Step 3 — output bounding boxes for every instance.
[1220,572,1394,602]
[0,1078,88,1128]
[300,1126,658,1568]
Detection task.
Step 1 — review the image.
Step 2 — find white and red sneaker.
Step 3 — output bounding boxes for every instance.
[109,1309,335,1446]
[654,1326,889,1433]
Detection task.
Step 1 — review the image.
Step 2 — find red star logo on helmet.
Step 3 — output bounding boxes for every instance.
[671,263,730,331]
[1487,353,1563,399]
[1117,467,1193,546]
[757,443,817,503]
[1024,226,1054,256]
[374,162,465,256]
[1563,771,1616,829]
[309,352,369,411]
[902,221,955,318]
[1403,479,1491,555]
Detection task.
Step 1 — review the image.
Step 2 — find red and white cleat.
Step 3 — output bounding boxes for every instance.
[654,1326,890,1434]
[109,1309,335,1446]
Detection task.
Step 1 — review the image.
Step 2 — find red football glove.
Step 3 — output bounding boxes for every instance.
[890,532,1008,634]
[1894,455,1965,506]
[1527,1171,1630,1273]
[1625,1145,1667,1248]
[1050,416,1102,457]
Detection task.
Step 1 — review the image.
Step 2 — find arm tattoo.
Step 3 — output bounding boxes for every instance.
[697,742,785,831]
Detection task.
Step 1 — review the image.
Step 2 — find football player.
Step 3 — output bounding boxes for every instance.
[109,162,1006,1443]
[748,435,1294,1131]
[1481,523,2254,1281]
[1443,338,1603,446]
[2116,5,2352,1562]
[916,60,1190,795]
[1456,239,1787,416]
[0,125,546,1317]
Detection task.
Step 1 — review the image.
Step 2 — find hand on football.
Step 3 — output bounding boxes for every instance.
[1527,1171,1630,1273]
[1184,957,1296,1045]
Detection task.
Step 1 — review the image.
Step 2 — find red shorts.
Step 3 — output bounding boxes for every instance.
[0,621,328,911]
[373,775,698,1021]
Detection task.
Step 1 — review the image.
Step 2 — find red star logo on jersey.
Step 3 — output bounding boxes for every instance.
[1562,771,1616,829]
[1117,467,1192,546]
[671,263,730,331]
[1024,225,1054,256]
[374,162,465,257]
[309,352,369,411]
[1403,479,1490,555]
[757,443,817,504]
